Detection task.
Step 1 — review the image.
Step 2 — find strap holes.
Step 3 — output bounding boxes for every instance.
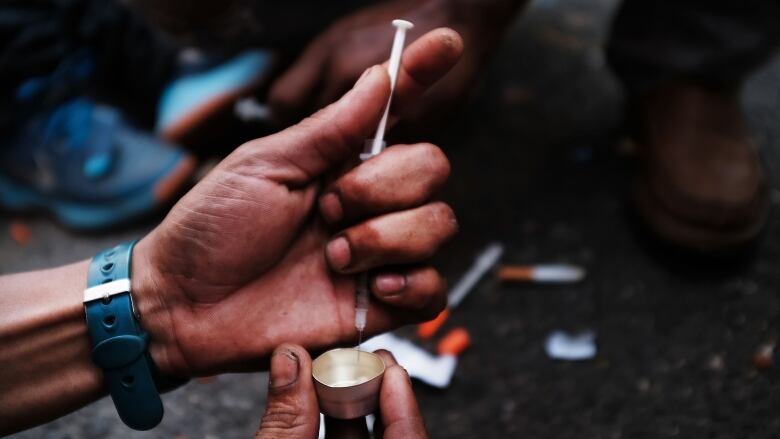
[121,375,135,388]
[103,315,116,327]
[101,262,115,273]
[104,249,116,259]
[102,278,114,284]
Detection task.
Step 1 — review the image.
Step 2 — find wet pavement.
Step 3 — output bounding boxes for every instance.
[5,0,780,437]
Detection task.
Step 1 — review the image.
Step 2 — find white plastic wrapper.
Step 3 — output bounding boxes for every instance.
[545,330,597,360]
[362,333,458,388]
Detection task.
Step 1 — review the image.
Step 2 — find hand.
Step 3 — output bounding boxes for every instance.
[269,0,519,125]
[133,29,463,377]
[254,345,427,439]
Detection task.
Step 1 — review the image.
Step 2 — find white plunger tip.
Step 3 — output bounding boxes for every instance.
[392,19,414,30]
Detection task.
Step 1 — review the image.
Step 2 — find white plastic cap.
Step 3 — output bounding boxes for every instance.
[392,19,414,30]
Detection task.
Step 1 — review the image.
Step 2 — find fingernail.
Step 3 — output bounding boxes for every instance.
[326,236,351,269]
[319,192,343,224]
[269,350,299,389]
[403,366,412,383]
[375,274,406,296]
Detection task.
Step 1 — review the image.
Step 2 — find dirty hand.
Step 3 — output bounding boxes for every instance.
[131,29,463,377]
[255,345,427,439]
[269,0,515,125]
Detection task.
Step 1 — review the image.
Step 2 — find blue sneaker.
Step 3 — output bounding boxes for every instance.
[156,50,274,143]
[0,98,195,230]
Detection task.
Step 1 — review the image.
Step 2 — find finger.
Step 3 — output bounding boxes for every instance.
[388,28,463,119]
[373,349,399,368]
[269,37,331,121]
[239,30,462,187]
[371,266,447,318]
[377,365,427,439]
[240,65,390,186]
[318,143,450,225]
[324,202,458,273]
[324,416,370,439]
[372,350,400,439]
[255,344,319,439]
[339,269,448,342]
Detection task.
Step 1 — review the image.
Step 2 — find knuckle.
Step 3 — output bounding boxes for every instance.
[339,174,372,207]
[260,401,307,432]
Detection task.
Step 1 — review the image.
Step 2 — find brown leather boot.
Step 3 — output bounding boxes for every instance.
[632,81,768,254]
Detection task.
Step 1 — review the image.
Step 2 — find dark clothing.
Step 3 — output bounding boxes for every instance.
[0,1,175,99]
[607,0,780,93]
[0,0,176,130]
[0,0,371,132]
[1,0,779,131]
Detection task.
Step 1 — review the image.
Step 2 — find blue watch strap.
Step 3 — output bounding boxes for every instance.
[84,241,164,430]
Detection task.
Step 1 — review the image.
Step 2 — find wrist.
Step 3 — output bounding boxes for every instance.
[131,235,188,378]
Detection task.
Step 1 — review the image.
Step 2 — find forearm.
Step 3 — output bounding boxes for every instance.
[0,260,104,434]
[0,239,174,435]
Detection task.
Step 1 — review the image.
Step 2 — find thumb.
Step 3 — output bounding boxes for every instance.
[246,65,390,186]
[373,350,427,439]
[255,344,320,439]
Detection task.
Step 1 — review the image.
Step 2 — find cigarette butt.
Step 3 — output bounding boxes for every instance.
[417,309,449,339]
[497,266,533,281]
[437,327,471,356]
[9,220,31,246]
[498,264,585,283]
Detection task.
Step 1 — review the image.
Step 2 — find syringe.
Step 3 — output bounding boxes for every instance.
[359,19,413,161]
[355,19,414,356]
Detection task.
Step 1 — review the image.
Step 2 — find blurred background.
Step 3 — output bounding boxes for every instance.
[4,0,780,437]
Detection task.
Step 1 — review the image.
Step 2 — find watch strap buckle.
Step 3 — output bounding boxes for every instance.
[83,279,131,303]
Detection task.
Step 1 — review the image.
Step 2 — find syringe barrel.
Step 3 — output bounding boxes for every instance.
[355,272,370,330]
[355,307,368,331]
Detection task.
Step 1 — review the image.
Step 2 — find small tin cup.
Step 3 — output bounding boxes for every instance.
[311,348,386,419]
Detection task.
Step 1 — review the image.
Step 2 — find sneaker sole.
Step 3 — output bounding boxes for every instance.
[633,175,769,254]
[160,77,267,146]
[0,155,195,230]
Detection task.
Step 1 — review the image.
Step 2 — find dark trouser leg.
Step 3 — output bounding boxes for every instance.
[606,0,780,94]
[0,0,177,131]
[607,0,774,253]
